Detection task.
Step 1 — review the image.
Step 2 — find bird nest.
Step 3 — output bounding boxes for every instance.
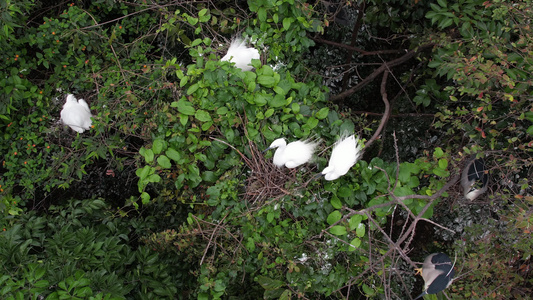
[214,138,316,206]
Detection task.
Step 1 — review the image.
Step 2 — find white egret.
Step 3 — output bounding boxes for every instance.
[60,94,92,133]
[461,157,488,200]
[321,134,363,181]
[414,253,455,299]
[221,38,260,71]
[265,138,318,168]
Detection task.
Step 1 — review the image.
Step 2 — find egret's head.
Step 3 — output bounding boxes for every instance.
[268,138,287,149]
[220,53,232,62]
[66,94,77,103]
[321,166,340,181]
[324,174,340,181]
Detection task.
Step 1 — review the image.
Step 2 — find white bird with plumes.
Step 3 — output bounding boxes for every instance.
[265,138,318,168]
[60,94,92,133]
[321,134,363,180]
[221,38,260,71]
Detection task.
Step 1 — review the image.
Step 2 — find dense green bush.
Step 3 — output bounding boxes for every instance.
[0,199,191,299]
[0,0,531,299]
[423,0,533,154]
[0,1,160,222]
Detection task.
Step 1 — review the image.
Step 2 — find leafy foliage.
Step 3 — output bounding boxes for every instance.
[0,0,531,299]
[424,0,533,154]
[0,199,188,299]
[451,200,533,299]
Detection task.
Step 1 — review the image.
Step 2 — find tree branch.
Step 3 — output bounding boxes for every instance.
[364,71,390,149]
[330,44,434,103]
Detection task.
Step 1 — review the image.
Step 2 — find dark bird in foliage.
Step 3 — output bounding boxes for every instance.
[323,0,351,26]
[461,157,488,200]
[415,253,455,299]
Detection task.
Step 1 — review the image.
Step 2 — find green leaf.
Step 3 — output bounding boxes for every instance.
[244,72,257,91]
[438,158,448,169]
[273,13,279,24]
[34,279,49,288]
[327,210,342,225]
[195,109,212,122]
[34,267,46,280]
[267,212,274,223]
[269,94,286,108]
[201,121,213,131]
[349,215,362,230]
[199,8,208,17]
[315,107,329,119]
[433,147,444,158]
[438,17,454,29]
[191,38,202,47]
[225,129,235,142]
[198,293,208,300]
[257,7,267,22]
[165,148,181,162]
[356,223,365,237]
[202,171,217,182]
[254,94,268,106]
[140,148,154,163]
[306,117,318,129]
[279,289,291,300]
[362,283,374,296]
[136,165,150,181]
[427,59,442,68]
[524,112,533,122]
[157,155,172,169]
[141,192,150,203]
[246,237,255,251]
[187,16,198,26]
[272,86,282,95]
[349,238,361,250]
[337,186,353,197]
[433,167,450,177]
[330,196,342,209]
[258,75,276,87]
[152,139,167,155]
[527,125,533,136]
[147,173,161,183]
[330,225,347,236]
[176,99,196,115]
[283,18,293,30]
[291,103,300,113]
[217,107,228,115]
[256,276,284,290]
[265,108,274,118]
[187,83,199,95]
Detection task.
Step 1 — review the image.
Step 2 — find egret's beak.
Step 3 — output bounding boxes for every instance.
[313,172,325,180]
[262,147,272,153]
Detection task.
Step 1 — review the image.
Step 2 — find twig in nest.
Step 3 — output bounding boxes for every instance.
[210,137,317,205]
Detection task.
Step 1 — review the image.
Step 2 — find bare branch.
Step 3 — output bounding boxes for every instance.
[365,71,390,149]
[330,44,434,103]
